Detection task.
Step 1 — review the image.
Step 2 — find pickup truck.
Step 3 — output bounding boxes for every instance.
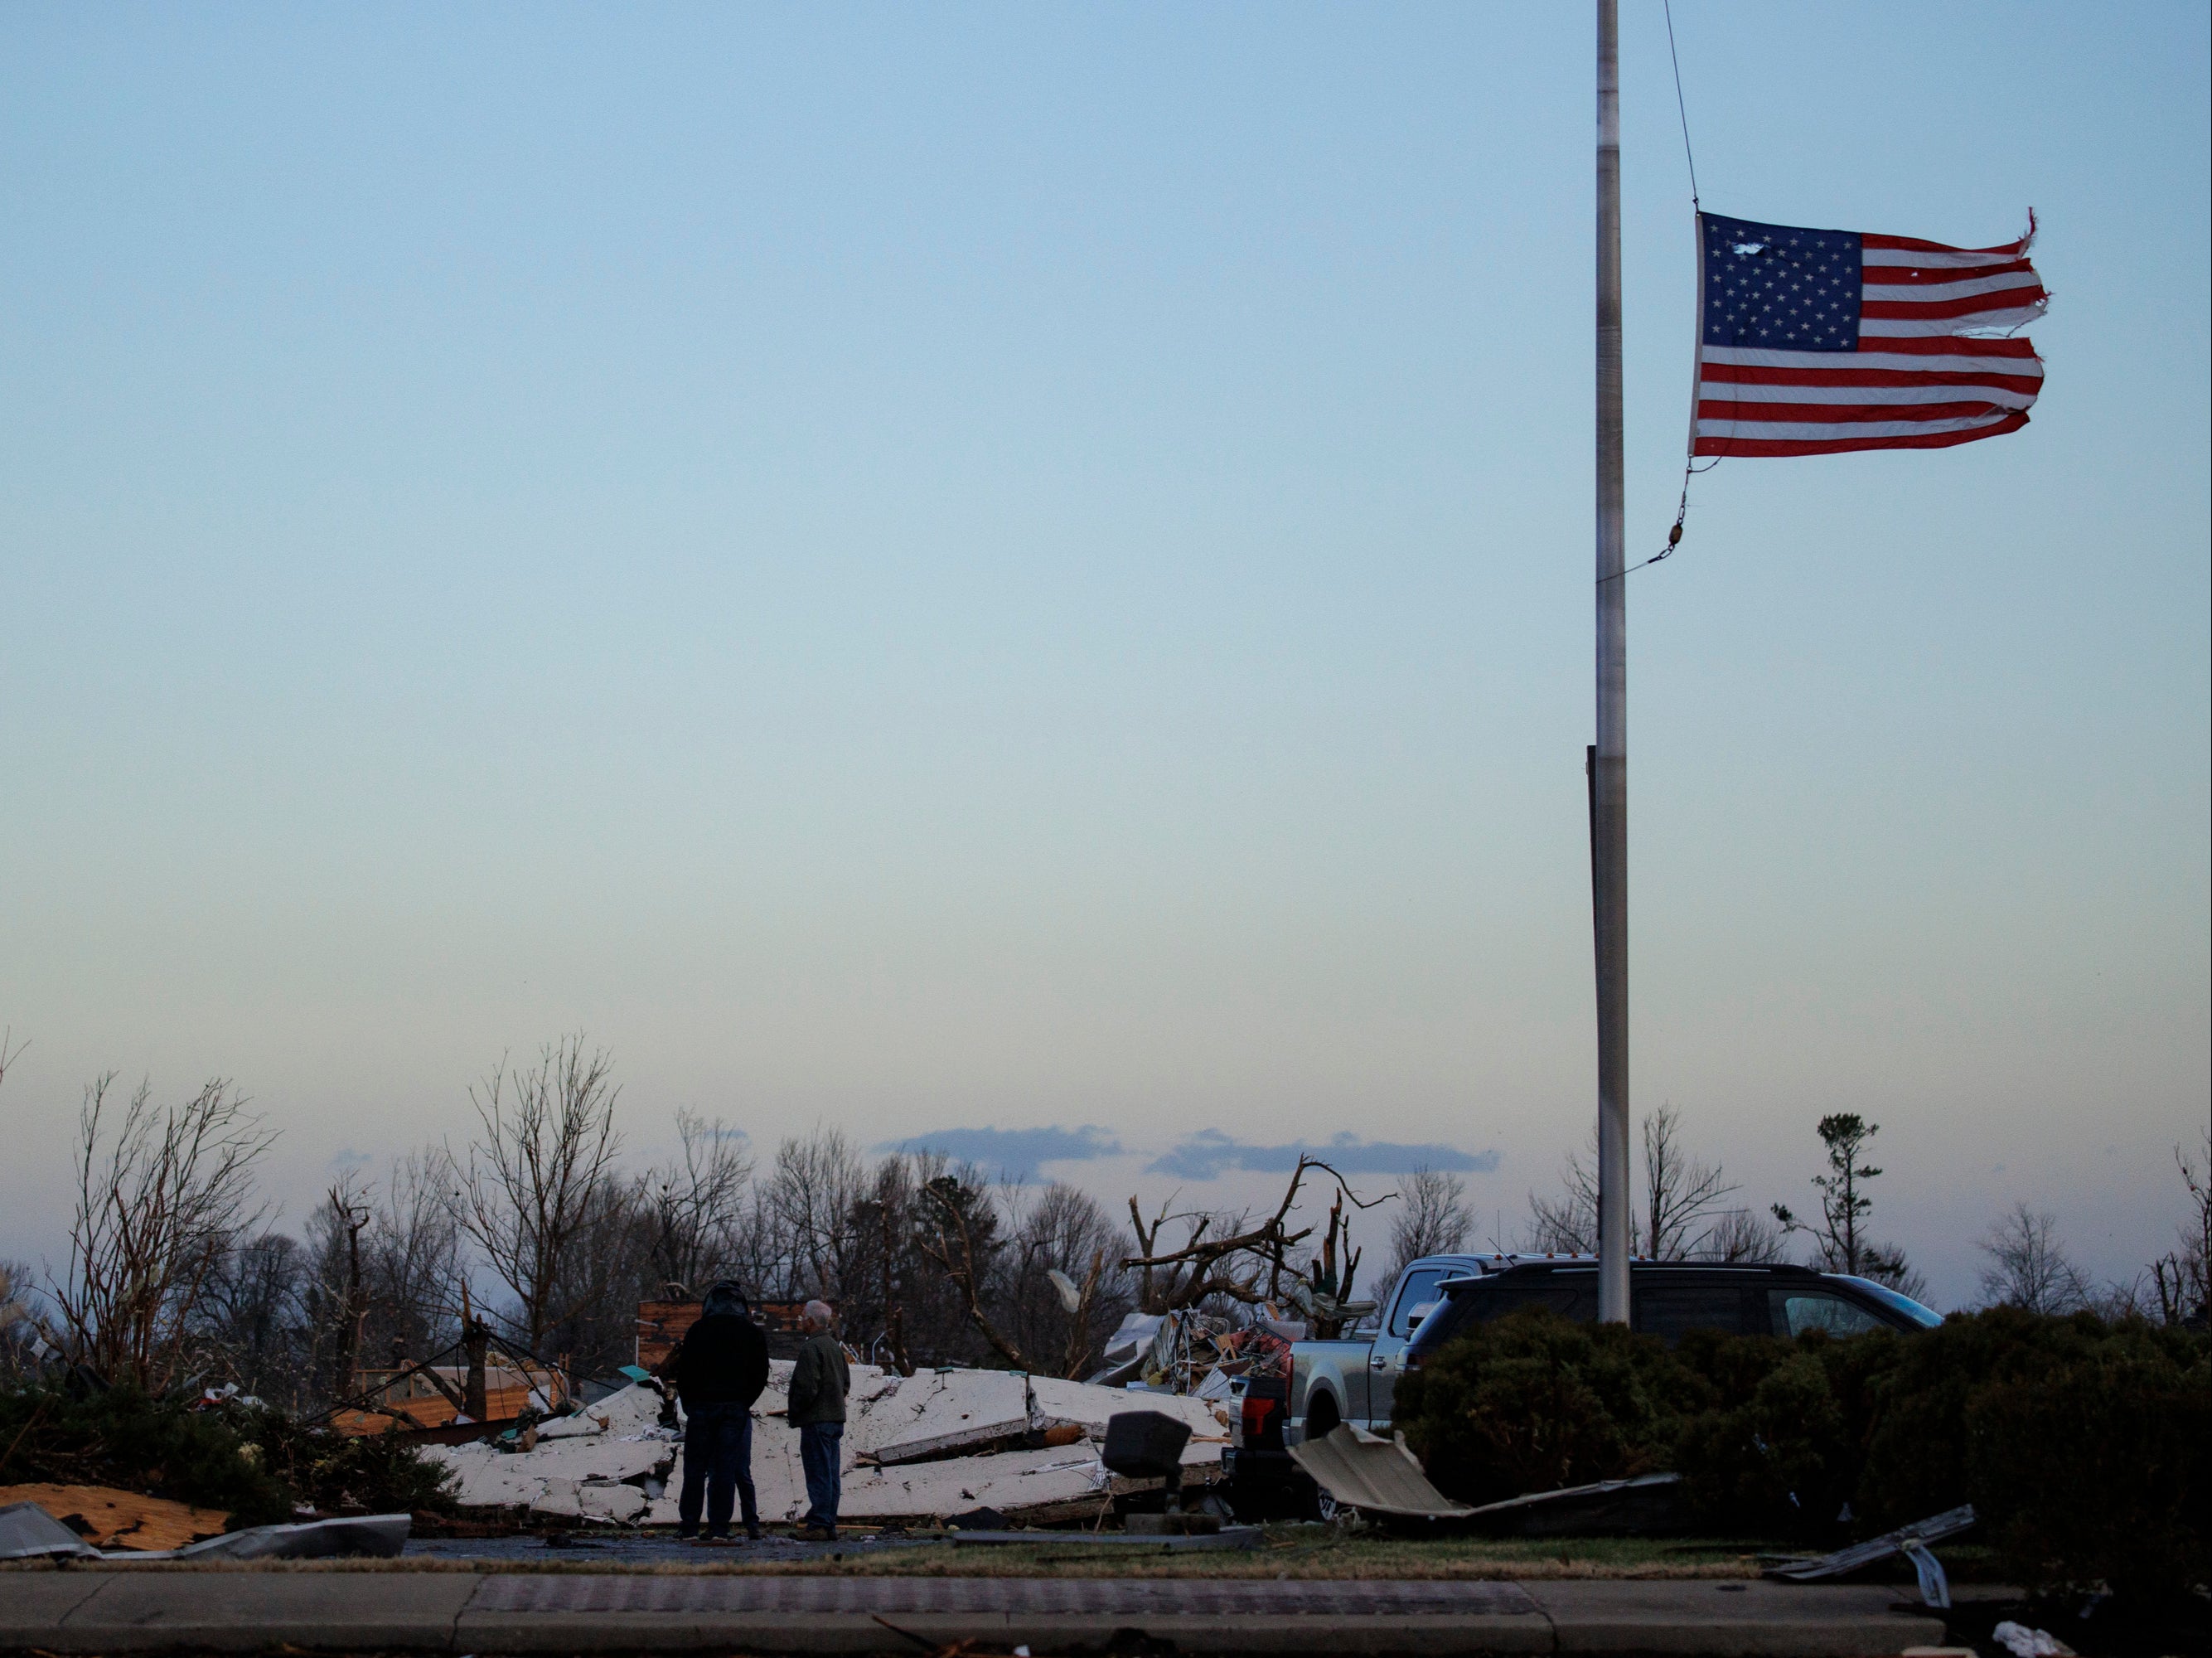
[1285,1253,1538,1444]
[1218,1253,1579,1516]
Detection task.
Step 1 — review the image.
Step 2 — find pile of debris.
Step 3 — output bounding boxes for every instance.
[425,1364,1230,1528]
[1089,1308,1300,1394]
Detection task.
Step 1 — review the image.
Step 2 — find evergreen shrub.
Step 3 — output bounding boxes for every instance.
[0,1381,456,1528]
[1392,1304,2210,1598]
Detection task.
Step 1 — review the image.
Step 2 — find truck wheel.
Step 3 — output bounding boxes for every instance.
[1299,1396,1342,1522]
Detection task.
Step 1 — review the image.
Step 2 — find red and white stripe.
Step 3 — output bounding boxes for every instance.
[1693,220,2047,458]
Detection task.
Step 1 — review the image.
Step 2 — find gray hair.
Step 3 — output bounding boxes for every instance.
[803,1299,835,1330]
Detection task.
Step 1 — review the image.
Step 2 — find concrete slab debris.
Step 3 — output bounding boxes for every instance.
[855,1367,1224,1467]
[534,1412,606,1440]
[851,1367,1032,1464]
[428,1366,1230,1528]
[1029,1374,1228,1446]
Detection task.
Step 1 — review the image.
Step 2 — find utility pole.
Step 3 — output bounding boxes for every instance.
[1593,0,1632,1324]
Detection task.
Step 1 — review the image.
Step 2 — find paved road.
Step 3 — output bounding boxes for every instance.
[0,1569,1955,1654]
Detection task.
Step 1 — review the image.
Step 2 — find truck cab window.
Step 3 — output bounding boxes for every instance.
[1387,1268,1452,1337]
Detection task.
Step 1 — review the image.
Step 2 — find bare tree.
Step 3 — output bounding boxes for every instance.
[55,1074,273,1390]
[1638,1107,1737,1259]
[2147,1132,2210,1326]
[1,1259,52,1383]
[307,1175,372,1394]
[1976,1202,2090,1314]
[758,1127,869,1302]
[1525,1152,1597,1254]
[1122,1156,1389,1335]
[196,1231,312,1403]
[536,1175,650,1374]
[916,1166,1036,1369]
[1527,1106,1737,1259]
[1701,1206,1788,1263]
[450,1035,623,1349]
[1369,1167,1476,1311]
[365,1151,465,1365]
[1294,1183,1371,1335]
[997,1180,1133,1378]
[639,1112,753,1297]
[835,1151,998,1373]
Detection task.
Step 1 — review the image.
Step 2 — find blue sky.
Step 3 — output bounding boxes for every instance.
[1,4,2205,1306]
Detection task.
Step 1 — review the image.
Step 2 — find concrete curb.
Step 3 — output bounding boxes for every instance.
[0,1570,1953,1655]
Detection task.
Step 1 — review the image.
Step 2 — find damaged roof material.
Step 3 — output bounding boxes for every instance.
[1766,1504,1977,1608]
[1288,1423,1474,1522]
[0,1500,409,1563]
[1289,1426,1688,1534]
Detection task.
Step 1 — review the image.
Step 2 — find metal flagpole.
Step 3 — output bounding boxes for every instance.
[1593,0,1632,1325]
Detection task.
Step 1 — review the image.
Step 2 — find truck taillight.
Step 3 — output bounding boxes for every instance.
[1237,1394,1278,1448]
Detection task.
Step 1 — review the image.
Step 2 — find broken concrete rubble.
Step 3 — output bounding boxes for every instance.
[424,1362,1231,1528]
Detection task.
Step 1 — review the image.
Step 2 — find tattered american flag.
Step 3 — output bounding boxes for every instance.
[1692,211,2046,458]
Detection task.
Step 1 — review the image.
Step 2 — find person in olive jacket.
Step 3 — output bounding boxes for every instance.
[787,1300,849,1541]
[665,1281,770,1540]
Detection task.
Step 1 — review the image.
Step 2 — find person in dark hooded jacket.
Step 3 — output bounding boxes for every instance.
[664,1281,770,1540]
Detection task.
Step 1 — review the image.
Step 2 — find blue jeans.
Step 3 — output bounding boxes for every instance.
[679,1401,758,1535]
[799,1421,843,1534]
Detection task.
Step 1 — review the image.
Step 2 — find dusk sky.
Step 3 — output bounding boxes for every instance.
[2,3,2205,1309]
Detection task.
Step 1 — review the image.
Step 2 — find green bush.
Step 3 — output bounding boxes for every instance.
[1852,1306,2100,1528]
[1669,1326,1911,1540]
[1393,1308,1705,1506]
[1393,1307,2210,1598]
[0,1383,293,1525]
[1859,1310,2210,1599]
[0,1382,457,1528]
[1671,1337,1850,1538]
[237,1408,458,1516]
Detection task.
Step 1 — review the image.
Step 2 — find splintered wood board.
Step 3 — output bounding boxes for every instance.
[330,1380,541,1433]
[0,1483,230,1550]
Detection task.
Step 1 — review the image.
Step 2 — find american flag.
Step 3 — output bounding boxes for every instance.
[1692,211,2046,458]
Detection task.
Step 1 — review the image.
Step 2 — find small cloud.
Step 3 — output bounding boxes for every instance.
[879,1125,1124,1183]
[1147,1129,1498,1182]
[330,1147,371,1171]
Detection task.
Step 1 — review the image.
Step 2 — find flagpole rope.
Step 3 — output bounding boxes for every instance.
[1663,0,1701,210]
[1617,0,1713,586]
